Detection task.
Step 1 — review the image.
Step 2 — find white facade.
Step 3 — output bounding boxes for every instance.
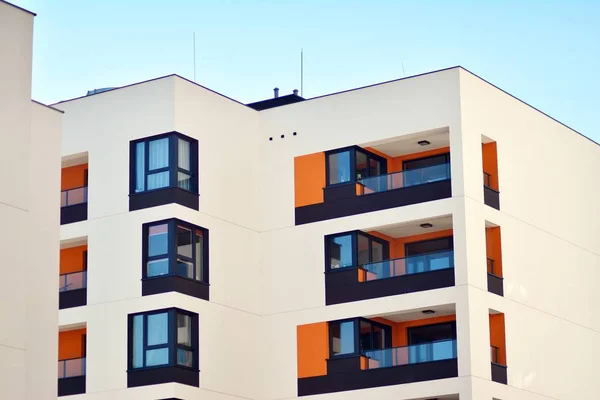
[54,66,600,400]
[0,2,62,400]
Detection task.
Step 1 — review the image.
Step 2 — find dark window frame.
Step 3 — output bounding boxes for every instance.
[129,131,199,196]
[325,146,387,188]
[404,236,454,256]
[127,308,199,371]
[142,218,209,284]
[328,317,392,359]
[407,321,457,345]
[324,230,390,272]
[402,152,450,171]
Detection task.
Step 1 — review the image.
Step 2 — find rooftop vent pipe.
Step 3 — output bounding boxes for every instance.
[274,87,279,98]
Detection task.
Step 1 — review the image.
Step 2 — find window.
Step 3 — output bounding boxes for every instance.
[129,308,198,370]
[143,219,208,283]
[403,153,451,186]
[329,318,392,357]
[131,132,198,195]
[326,231,389,271]
[325,147,387,187]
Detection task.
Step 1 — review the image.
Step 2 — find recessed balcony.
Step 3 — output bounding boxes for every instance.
[59,239,87,309]
[61,154,88,224]
[294,129,452,225]
[325,216,455,305]
[58,327,86,396]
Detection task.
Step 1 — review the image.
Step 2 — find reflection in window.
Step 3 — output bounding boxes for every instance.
[329,234,353,269]
[328,151,351,185]
[129,309,198,370]
[327,231,389,271]
[330,320,355,356]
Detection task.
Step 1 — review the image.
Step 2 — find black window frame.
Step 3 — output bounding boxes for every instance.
[325,146,387,188]
[129,131,199,196]
[127,308,199,371]
[142,218,209,284]
[324,230,390,272]
[328,317,392,358]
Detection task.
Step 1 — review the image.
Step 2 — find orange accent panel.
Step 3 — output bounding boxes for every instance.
[60,245,87,275]
[61,164,88,191]
[485,227,503,277]
[369,229,454,259]
[297,323,329,378]
[482,143,499,190]
[489,314,506,365]
[294,153,325,207]
[59,328,86,360]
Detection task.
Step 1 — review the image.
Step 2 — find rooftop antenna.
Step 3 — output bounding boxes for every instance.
[301,48,304,97]
[193,32,196,82]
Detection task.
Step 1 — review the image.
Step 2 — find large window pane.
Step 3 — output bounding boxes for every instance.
[329,234,353,269]
[369,158,382,177]
[147,313,168,345]
[178,138,191,170]
[132,315,144,368]
[328,151,351,185]
[355,150,368,181]
[177,225,192,258]
[331,321,355,355]
[148,138,169,170]
[177,172,191,191]
[147,259,169,277]
[372,241,384,263]
[147,171,169,190]
[195,230,204,281]
[177,259,194,279]
[135,142,145,193]
[357,234,370,266]
[177,314,192,346]
[177,349,193,367]
[148,224,168,257]
[145,348,169,366]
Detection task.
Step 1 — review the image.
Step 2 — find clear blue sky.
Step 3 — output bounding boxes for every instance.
[15,0,600,141]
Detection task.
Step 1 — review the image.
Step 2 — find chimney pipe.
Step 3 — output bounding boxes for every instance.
[274,87,279,98]
[293,89,298,96]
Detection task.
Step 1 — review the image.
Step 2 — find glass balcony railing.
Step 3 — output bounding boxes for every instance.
[358,163,451,195]
[61,186,88,208]
[59,271,87,292]
[58,357,86,379]
[361,250,454,281]
[363,339,457,370]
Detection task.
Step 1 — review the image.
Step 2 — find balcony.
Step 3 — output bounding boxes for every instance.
[59,270,87,309]
[297,308,458,395]
[489,312,508,384]
[482,140,500,210]
[58,357,86,396]
[490,345,507,384]
[61,157,88,224]
[485,225,504,297]
[294,130,452,225]
[325,217,455,305]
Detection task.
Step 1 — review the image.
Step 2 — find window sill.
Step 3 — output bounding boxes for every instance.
[129,186,199,211]
[127,364,199,388]
[141,274,209,300]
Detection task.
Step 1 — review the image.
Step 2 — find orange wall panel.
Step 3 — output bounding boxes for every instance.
[482,142,499,190]
[297,322,329,378]
[294,153,325,207]
[485,227,503,276]
[489,314,507,365]
[60,245,87,275]
[61,164,88,191]
[59,328,86,360]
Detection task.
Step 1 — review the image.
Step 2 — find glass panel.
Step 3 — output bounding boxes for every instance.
[195,230,204,281]
[177,225,192,258]
[355,150,368,181]
[147,313,168,346]
[148,138,169,170]
[178,172,191,191]
[328,151,351,185]
[145,348,169,366]
[177,258,194,279]
[148,224,169,257]
[362,250,454,281]
[147,259,169,277]
[363,339,457,369]
[371,241,384,263]
[359,163,450,195]
[135,141,145,192]
[62,358,85,378]
[330,321,355,355]
[329,234,353,269]
[359,320,373,351]
[177,314,191,346]
[61,191,67,207]
[178,138,191,170]
[132,315,144,368]
[357,234,370,266]
[177,348,193,367]
[373,325,386,350]
[147,171,169,190]
[59,271,87,292]
[369,158,381,177]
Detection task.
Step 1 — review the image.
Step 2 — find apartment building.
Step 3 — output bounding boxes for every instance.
[52,64,600,400]
[0,2,63,400]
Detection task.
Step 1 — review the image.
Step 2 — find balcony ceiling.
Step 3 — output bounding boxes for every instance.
[371,215,453,238]
[373,303,456,323]
[366,128,450,157]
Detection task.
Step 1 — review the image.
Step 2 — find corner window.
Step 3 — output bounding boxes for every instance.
[129,308,198,370]
[329,318,392,358]
[130,132,198,195]
[326,231,389,271]
[325,147,387,186]
[143,219,208,283]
